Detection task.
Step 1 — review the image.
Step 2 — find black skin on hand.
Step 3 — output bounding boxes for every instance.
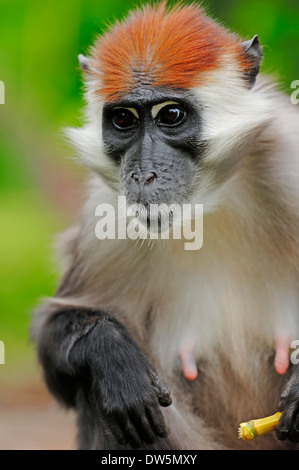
[38,309,172,449]
[276,364,299,443]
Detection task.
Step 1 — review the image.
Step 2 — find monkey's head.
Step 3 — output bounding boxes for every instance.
[68,2,271,225]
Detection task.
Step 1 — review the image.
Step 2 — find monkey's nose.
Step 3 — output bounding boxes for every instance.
[131,172,157,185]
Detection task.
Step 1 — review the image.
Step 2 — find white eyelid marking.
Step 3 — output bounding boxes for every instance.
[113,107,139,119]
[151,101,179,119]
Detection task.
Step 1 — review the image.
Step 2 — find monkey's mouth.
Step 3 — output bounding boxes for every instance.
[125,200,181,236]
[135,210,174,234]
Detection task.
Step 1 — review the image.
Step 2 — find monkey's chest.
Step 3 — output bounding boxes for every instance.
[149,262,299,379]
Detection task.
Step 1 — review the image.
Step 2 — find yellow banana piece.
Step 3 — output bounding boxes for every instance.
[238,412,282,441]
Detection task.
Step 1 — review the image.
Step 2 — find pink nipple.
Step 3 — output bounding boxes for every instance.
[179,344,198,381]
[274,334,291,375]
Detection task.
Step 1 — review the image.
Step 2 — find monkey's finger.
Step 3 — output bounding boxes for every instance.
[145,403,170,439]
[287,412,299,442]
[123,418,143,449]
[276,402,298,440]
[278,381,298,410]
[130,406,157,445]
[103,409,143,448]
[107,411,143,449]
[107,420,128,446]
[148,369,172,407]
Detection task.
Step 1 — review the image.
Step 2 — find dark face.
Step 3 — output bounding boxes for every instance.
[102,87,203,218]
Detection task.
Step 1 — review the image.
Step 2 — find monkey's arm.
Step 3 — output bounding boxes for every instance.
[276,364,299,443]
[36,307,172,448]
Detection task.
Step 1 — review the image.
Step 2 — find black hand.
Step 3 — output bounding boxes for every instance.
[276,365,299,442]
[65,314,172,448]
[37,309,172,448]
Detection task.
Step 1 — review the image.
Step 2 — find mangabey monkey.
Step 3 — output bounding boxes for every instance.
[32,3,299,450]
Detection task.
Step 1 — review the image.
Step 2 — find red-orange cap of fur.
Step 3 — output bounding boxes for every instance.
[88,2,246,101]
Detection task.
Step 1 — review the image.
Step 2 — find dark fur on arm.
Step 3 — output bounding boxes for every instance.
[36,307,172,448]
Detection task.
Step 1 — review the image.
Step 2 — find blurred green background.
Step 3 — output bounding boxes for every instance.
[0,0,299,382]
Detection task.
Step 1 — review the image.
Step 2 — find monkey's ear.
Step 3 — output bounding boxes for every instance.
[241,35,263,88]
[78,54,92,72]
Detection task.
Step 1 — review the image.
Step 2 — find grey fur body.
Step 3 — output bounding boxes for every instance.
[33,77,299,449]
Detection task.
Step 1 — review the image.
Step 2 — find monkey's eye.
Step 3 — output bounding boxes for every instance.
[111,108,138,130]
[156,105,185,126]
